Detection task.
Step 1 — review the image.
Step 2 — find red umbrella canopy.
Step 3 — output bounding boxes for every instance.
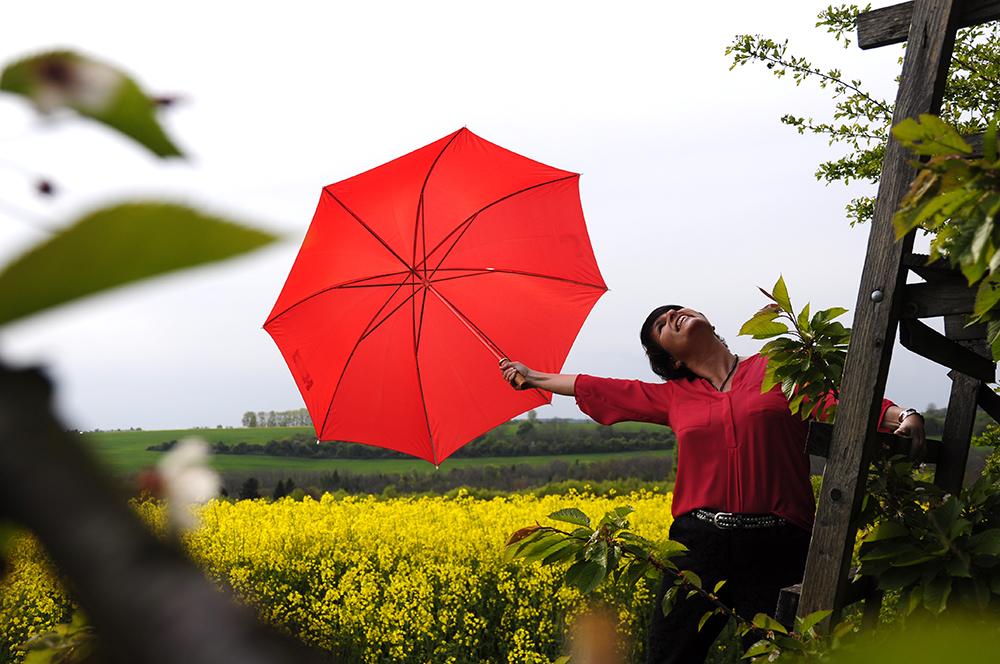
[264,128,607,464]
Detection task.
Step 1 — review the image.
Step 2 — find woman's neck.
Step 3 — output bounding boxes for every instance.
[685,345,739,391]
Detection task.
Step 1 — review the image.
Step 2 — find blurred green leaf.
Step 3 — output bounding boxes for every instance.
[564,559,605,594]
[861,539,917,561]
[752,613,788,635]
[585,540,608,568]
[738,316,789,339]
[518,535,568,565]
[679,570,702,589]
[988,320,1000,362]
[923,576,952,615]
[541,542,580,566]
[661,585,679,614]
[974,272,1000,318]
[877,565,923,591]
[986,111,1000,164]
[944,555,971,578]
[864,521,910,542]
[892,115,972,156]
[0,202,277,328]
[625,560,650,587]
[0,50,182,157]
[966,529,1000,556]
[795,610,831,635]
[697,610,715,632]
[548,508,591,528]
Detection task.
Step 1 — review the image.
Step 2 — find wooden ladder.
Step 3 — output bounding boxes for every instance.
[775,0,1000,628]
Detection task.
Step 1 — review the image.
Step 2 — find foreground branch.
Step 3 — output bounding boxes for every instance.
[0,363,328,664]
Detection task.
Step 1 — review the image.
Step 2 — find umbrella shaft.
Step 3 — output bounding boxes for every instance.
[426,285,504,361]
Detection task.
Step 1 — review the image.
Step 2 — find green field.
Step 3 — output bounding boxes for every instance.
[81,423,673,476]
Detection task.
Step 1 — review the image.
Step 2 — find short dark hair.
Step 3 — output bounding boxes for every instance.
[639,305,698,382]
[639,305,727,382]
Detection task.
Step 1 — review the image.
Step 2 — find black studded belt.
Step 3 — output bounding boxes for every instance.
[692,509,786,530]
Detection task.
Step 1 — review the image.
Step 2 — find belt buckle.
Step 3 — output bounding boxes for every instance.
[712,511,738,529]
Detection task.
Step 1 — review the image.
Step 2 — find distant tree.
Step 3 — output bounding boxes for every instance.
[284,477,296,494]
[238,477,260,501]
[257,411,266,428]
[272,479,287,500]
[242,411,257,428]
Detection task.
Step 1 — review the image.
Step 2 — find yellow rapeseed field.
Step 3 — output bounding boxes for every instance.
[0,489,673,664]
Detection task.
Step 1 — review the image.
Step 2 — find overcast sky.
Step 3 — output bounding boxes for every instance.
[0,1,953,434]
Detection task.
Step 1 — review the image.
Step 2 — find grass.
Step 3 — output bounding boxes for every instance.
[80,425,673,476]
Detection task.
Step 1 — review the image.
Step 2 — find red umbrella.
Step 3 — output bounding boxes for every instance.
[264,128,607,465]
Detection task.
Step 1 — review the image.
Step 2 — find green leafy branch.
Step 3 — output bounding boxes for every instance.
[505,507,837,662]
[727,5,1000,227]
[18,610,99,664]
[739,275,851,421]
[726,5,891,226]
[891,113,1000,359]
[856,443,1000,617]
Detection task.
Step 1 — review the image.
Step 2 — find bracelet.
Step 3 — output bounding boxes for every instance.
[899,408,924,424]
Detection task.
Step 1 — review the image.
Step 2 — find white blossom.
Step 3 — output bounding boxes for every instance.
[31,54,123,115]
[155,437,220,530]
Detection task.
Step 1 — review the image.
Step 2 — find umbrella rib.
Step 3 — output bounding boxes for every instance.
[415,128,465,283]
[428,267,608,291]
[411,282,438,465]
[405,127,465,467]
[318,278,422,436]
[357,281,421,343]
[412,355,438,466]
[417,173,581,278]
[263,271,414,326]
[424,284,505,360]
[323,188,418,274]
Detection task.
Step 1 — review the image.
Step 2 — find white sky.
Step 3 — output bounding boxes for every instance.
[0,1,954,432]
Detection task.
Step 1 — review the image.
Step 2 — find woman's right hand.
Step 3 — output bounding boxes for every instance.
[501,360,530,390]
[499,360,578,396]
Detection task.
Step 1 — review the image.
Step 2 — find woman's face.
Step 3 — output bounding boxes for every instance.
[649,307,712,360]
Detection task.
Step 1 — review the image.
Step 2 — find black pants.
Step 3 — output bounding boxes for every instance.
[646,513,811,664]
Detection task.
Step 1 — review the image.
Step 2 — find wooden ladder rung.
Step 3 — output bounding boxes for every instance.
[805,421,941,462]
[899,318,996,383]
[776,571,881,627]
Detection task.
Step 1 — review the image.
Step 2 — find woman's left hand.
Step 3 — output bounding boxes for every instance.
[894,412,927,463]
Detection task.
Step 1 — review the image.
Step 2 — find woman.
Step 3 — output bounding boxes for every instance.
[501,305,925,664]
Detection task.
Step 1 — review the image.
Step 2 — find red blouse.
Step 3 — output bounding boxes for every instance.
[574,354,893,532]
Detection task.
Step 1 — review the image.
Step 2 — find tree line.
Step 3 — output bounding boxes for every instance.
[148,420,676,459]
[241,409,311,427]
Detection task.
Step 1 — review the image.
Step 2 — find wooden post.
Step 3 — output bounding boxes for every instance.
[797,0,964,624]
[935,318,990,494]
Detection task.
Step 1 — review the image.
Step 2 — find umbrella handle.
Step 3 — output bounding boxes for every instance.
[499,358,527,389]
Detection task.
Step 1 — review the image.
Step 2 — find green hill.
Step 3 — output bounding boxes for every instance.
[80,422,674,476]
